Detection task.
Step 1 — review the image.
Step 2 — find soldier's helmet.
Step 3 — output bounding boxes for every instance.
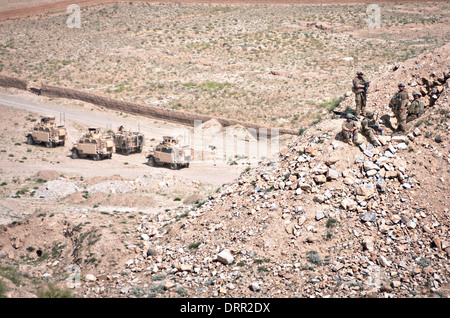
[412,91,420,97]
[366,111,373,117]
[346,113,354,119]
[398,83,405,87]
[357,71,363,75]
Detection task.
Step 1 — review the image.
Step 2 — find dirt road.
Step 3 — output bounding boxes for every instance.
[0,90,251,185]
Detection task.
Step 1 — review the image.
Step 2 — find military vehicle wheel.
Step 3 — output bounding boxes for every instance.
[93,153,101,161]
[46,141,54,148]
[170,163,179,170]
[71,149,79,159]
[148,156,156,167]
[26,135,34,145]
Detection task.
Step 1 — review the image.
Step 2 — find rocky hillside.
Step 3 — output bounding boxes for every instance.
[120,44,450,298]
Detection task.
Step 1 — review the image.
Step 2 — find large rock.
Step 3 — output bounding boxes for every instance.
[325,157,339,166]
[314,175,327,184]
[304,145,319,157]
[378,135,391,146]
[362,236,375,252]
[217,249,234,265]
[363,160,380,171]
[315,210,326,221]
[378,255,391,267]
[356,183,375,197]
[299,183,312,191]
[360,213,377,222]
[384,170,399,179]
[327,168,340,180]
[340,198,357,211]
[315,194,326,203]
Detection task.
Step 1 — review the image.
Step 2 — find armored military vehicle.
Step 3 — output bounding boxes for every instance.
[146,136,192,169]
[70,128,115,160]
[113,126,144,155]
[26,116,67,147]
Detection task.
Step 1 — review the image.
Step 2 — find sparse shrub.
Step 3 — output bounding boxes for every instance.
[188,242,201,250]
[0,279,7,298]
[258,266,269,272]
[307,251,322,266]
[326,218,337,228]
[36,284,73,298]
[417,257,431,267]
[152,273,166,281]
[175,286,189,297]
[147,283,165,298]
[321,96,344,112]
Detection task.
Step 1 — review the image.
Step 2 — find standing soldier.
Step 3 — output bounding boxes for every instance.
[361,111,381,147]
[407,91,425,123]
[389,83,409,132]
[353,71,368,117]
[341,113,358,145]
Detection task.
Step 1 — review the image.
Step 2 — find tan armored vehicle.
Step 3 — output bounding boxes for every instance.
[70,128,115,160]
[113,126,144,155]
[146,136,192,169]
[26,116,67,147]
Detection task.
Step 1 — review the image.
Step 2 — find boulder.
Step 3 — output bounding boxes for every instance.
[217,249,234,265]
[314,175,327,184]
[356,183,375,197]
[327,168,340,180]
[363,160,380,171]
[341,198,357,211]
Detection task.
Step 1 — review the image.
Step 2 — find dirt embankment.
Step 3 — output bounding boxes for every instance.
[0,74,297,136]
[0,74,27,91]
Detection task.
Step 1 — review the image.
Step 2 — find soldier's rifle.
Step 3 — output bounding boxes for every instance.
[332,110,359,121]
[363,81,370,101]
[368,111,385,135]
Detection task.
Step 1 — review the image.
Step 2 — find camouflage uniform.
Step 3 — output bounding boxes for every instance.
[361,111,381,146]
[389,83,409,132]
[341,115,358,144]
[353,72,367,117]
[407,92,425,123]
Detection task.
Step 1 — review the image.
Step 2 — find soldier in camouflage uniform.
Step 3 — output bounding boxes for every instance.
[407,91,425,123]
[389,83,409,132]
[341,113,358,145]
[353,71,368,117]
[361,111,381,147]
